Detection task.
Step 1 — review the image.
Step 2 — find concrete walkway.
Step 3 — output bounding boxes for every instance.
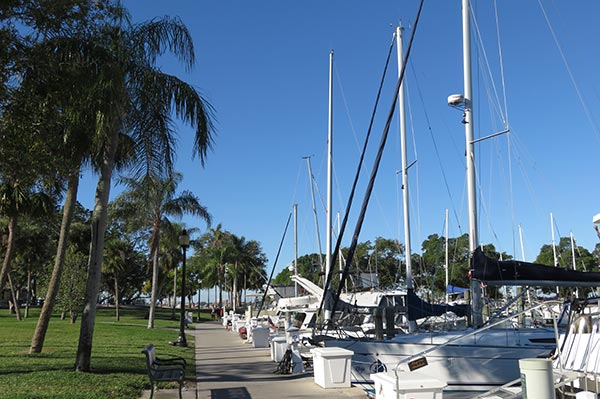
[141,321,369,399]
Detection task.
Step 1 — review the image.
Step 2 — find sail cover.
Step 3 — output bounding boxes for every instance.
[471,247,600,287]
[407,290,470,320]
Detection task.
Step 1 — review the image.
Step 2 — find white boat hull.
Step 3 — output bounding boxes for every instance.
[324,328,556,389]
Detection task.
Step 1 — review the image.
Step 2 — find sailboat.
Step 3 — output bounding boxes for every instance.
[321,0,561,391]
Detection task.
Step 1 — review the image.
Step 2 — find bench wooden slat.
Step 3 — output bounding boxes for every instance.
[142,344,186,399]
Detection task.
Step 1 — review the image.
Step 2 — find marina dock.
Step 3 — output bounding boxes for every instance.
[142,321,369,399]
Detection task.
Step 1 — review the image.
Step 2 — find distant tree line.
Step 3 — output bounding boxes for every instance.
[272,233,600,300]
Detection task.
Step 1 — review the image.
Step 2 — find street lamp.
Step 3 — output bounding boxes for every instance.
[174,228,190,347]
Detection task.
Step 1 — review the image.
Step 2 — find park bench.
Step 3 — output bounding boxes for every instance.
[141,344,187,399]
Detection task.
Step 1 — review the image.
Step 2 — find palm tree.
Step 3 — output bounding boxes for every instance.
[0,183,55,319]
[159,224,183,319]
[2,2,215,366]
[112,173,211,328]
[193,227,269,313]
[74,13,215,371]
[102,233,129,321]
[9,3,133,353]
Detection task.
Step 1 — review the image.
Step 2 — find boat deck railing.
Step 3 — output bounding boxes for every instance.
[391,300,564,372]
[385,300,565,398]
[554,312,600,393]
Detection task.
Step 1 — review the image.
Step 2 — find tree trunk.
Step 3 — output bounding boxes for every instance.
[75,129,118,372]
[171,265,177,319]
[7,273,22,321]
[114,276,120,321]
[147,226,160,329]
[25,270,31,318]
[0,216,17,295]
[30,170,79,353]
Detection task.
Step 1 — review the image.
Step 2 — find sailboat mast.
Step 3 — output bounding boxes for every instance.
[324,50,334,322]
[550,212,559,295]
[462,0,483,327]
[518,224,526,261]
[570,232,579,297]
[396,24,413,293]
[304,156,324,275]
[445,208,449,304]
[294,203,298,297]
[325,50,334,288]
[550,212,558,266]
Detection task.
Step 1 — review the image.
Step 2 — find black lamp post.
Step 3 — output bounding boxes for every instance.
[174,228,190,347]
[218,264,224,318]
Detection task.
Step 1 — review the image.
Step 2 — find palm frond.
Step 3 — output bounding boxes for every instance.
[131,16,195,72]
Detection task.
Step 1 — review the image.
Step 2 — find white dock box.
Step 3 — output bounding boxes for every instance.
[311,347,353,388]
[370,370,446,399]
[271,336,288,362]
[251,326,269,348]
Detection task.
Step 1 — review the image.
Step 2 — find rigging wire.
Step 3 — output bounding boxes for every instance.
[493,0,509,127]
[256,209,293,317]
[471,2,519,255]
[330,0,426,317]
[537,0,600,144]
[289,157,306,207]
[402,74,423,253]
[335,62,398,243]
[470,5,507,126]
[551,215,566,268]
[313,21,399,328]
[492,0,517,258]
[408,63,463,235]
[470,152,502,249]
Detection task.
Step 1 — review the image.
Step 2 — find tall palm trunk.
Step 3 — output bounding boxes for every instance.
[114,276,120,321]
[31,170,80,353]
[75,129,118,372]
[0,215,17,293]
[25,270,31,318]
[171,265,177,319]
[7,273,22,320]
[147,226,160,329]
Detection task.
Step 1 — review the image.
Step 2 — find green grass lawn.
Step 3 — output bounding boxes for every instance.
[0,306,207,399]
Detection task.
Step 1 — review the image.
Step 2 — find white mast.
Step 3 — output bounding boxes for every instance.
[294,203,298,297]
[462,0,483,328]
[304,156,324,278]
[324,50,334,322]
[396,24,417,333]
[396,24,412,292]
[517,224,527,327]
[570,232,576,271]
[570,231,579,297]
[550,212,558,266]
[550,212,559,295]
[518,224,526,261]
[445,208,449,304]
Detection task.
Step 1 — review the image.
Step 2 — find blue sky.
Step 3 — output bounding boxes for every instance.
[78,1,600,278]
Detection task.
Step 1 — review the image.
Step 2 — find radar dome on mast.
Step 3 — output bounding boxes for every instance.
[447,94,465,107]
